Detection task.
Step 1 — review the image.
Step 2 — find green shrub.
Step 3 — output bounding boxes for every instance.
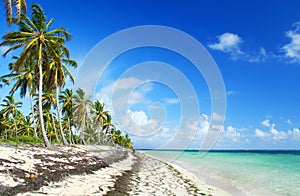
[11,136,43,143]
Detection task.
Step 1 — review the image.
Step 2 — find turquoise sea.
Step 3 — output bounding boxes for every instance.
[142,150,300,196]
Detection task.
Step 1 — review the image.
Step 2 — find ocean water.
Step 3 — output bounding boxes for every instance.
[142,150,300,196]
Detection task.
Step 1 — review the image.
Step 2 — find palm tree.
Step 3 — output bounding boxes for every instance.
[0,4,71,148]
[46,49,77,145]
[102,113,115,145]
[60,88,74,144]
[103,113,114,135]
[91,100,108,142]
[39,91,60,143]
[2,57,38,136]
[0,113,11,139]
[73,88,93,144]
[19,115,34,137]
[123,133,133,149]
[2,0,27,26]
[0,95,22,138]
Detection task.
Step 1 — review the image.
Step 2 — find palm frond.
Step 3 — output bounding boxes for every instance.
[4,0,13,26]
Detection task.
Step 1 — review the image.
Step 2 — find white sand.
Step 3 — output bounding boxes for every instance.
[135,152,231,196]
[0,144,231,195]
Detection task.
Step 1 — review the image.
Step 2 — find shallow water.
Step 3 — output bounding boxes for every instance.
[142,150,300,196]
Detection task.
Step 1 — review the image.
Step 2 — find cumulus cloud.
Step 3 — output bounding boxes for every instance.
[209,33,243,57]
[282,21,300,63]
[123,109,162,136]
[128,110,151,126]
[225,126,241,142]
[288,128,300,140]
[256,119,300,142]
[270,124,288,140]
[255,128,269,137]
[209,32,279,63]
[262,119,271,127]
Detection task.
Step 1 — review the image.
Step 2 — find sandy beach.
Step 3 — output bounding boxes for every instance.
[0,144,230,195]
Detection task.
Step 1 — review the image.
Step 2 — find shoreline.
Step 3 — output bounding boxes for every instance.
[143,150,282,196]
[142,151,231,195]
[0,144,230,195]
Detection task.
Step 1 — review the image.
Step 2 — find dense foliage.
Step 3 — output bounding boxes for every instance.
[0,3,133,149]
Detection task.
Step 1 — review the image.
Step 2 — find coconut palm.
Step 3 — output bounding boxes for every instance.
[0,113,11,139]
[102,113,114,135]
[90,100,109,142]
[123,133,133,149]
[102,113,115,145]
[19,115,34,137]
[0,4,71,148]
[60,88,74,144]
[39,91,60,143]
[2,57,38,136]
[2,0,27,26]
[45,49,77,145]
[0,95,22,138]
[73,88,93,144]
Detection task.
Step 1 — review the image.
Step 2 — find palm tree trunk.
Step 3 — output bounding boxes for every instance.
[11,117,17,138]
[50,113,60,143]
[14,118,17,137]
[55,85,68,145]
[67,117,73,144]
[80,111,86,145]
[38,45,51,148]
[30,94,37,137]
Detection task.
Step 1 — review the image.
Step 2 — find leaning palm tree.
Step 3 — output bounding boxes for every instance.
[2,0,27,26]
[0,95,22,138]
[0,4,71,148]
[73,88,93,144]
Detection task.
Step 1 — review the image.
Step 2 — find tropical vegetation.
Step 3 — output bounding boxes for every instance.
[0,3,133,149]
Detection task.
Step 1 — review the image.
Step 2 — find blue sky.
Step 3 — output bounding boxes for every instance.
[1,0,300,149]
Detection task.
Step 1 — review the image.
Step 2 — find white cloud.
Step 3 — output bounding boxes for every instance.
[247,47,272,63]
[270,124,288,140]
[225,126,241,142]
[128,110,150,126]
[209,33,275,63]
[289,128,300,140]
[164,98,179,105]
[282,22,300,63]
[262,119,271,127]
[209,33,243,55]
[122,109,162,136]
[287,119,292,125]
[255,128,269,137]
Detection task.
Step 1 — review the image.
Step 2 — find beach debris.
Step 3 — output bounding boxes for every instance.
[29,173,35,179]
[82,157,88,162]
